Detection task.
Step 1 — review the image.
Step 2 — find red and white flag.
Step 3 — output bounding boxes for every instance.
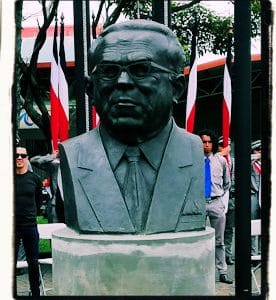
[58,14,69,142]
[50,16,60,151]
[50,14,69,151]
[90,18,101,129]
[185,27,198,133]
[92,106,100,128]
[253,161,261,174]
[222,29,233,148]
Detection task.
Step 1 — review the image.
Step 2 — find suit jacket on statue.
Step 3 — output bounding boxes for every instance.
[59,122,206,234]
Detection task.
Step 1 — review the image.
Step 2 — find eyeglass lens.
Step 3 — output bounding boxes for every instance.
[94,61,174,81]
[96,62,151,80]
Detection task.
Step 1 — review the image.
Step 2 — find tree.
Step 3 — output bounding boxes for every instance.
[171,0,261,57]
[14,0,59,152]
[15,0,261,152]
[121,0,261,57]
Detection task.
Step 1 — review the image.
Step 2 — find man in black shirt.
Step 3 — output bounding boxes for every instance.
[15,146,43,296]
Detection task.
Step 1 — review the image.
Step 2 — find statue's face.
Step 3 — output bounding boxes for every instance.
[90,30,177,140]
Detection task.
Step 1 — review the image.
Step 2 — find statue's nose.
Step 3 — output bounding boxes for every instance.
[117,70,133,84]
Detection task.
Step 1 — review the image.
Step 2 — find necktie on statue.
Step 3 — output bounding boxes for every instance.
[205,157,211,199]
[123,146,149,232]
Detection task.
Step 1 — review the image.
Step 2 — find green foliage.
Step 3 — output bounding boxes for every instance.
[172,4,230,57]
[122,0,152,19]
[37,216,51,253]
[251,0,261,37]
[171,2,260,58]
[120,0,261,58]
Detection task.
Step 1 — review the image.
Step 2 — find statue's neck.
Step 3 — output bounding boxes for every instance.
[101,120,170,146]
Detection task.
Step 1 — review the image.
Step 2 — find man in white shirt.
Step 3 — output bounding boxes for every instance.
[218,137,235,266]
[199,129,232,284]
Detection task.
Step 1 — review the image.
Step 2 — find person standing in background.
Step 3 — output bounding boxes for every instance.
[218,136,235,265]
[30,150,64,223]
[198,129,232,284]
[250,140,261,256]
[15,146,43,297]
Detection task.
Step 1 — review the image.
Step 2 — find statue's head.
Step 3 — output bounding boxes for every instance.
[87,20,186,144]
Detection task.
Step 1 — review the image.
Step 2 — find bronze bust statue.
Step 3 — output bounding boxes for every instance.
[59,20,205,234]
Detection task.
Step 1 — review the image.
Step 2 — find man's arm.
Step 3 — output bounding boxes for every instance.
[220,156,231,213]
[222,158,231,192]
[30,153,58,172]
[34,174,44,215]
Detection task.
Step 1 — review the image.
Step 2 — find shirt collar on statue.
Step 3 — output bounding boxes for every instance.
[139,120,172,170]
[100,119,173,171]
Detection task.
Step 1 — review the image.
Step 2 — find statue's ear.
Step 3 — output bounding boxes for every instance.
[171,74,186,104]
[85,75,94,101]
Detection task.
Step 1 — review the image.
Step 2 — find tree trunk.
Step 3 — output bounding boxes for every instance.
[13,0,23,145]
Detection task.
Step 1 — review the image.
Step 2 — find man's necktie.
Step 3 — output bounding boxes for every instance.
[205,157,211,198]
[123,146,149,231]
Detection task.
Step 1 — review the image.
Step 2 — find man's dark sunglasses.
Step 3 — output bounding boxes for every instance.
[92,61,176,81]
[16,153,28,158]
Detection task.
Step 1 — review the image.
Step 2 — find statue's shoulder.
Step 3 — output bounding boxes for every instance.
[60,128,100,155]
[63,128,99,146]
[173,123,202,147]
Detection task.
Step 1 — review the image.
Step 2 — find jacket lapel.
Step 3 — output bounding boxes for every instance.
[77,129,135,233]
[146,125,194,233]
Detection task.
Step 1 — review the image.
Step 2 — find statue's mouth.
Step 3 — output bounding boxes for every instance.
[117,102,136,107]
[111,96,138,106]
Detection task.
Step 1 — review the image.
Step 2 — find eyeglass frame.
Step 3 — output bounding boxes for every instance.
[91,60,177,82]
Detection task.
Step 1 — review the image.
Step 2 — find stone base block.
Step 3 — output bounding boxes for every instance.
[52,227,215,295]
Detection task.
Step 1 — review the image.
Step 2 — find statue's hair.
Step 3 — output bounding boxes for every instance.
[88,20,186,74]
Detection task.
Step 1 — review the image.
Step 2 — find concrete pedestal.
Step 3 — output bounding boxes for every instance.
[52,227,215,296]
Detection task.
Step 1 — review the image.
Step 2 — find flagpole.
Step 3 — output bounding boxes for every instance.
[73,0,90,135]
[233,0,252,295]
[152,0,171,27]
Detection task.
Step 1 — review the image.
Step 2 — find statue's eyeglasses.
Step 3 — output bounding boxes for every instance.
[91,61,176,81]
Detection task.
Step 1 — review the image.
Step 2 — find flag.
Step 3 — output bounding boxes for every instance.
[50,16,60,151]
[253,160,261,174]
[90,17,101,129]
[92,106,100,128]
[222,28,233,148]
[50,14,69,151]
[58,13,69,143]
[185,23,198,133]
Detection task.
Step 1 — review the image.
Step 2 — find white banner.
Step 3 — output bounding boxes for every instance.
[19,110,38,129]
